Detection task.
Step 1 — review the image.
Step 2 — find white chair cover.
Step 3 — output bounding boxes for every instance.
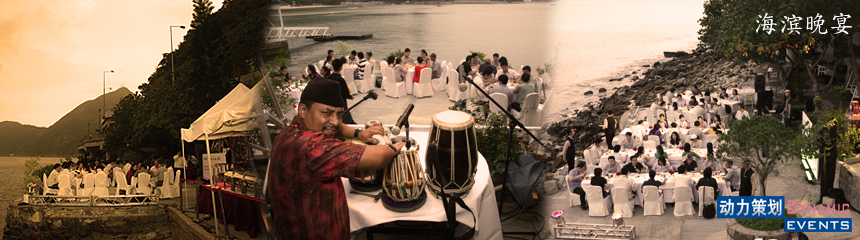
[78,173,95,197]
[383,67,406,98]
[43,173,59,195]
[447,69,463,101]
[136,173,152,195]
[698,186,715,217]
[365,60,376,89]
[654,109,666,121]
[643,186,664,216]
[160,168,175,199]
[489,93,508,114]
[122,163,131,176]
[130,176,137,194]
[668,111,679,123]
[342,67,358,95]
[673,185,695,216]
[643,140,657,149]
[58,174,73,197]
[431,61,448,92]
[630,125,645,140]
[92,172,109,196]
[414,68,434,98]
[379,61,389,90]
[171,169,182,198]
[611,187,634,218]
[115,169,131,195]
[586,186,612,217]
[520,93,541,127]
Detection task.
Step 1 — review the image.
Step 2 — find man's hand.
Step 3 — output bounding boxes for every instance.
[391,142,406,155]
[358,125,385,144]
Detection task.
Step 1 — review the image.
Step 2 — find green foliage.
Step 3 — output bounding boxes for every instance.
[191,0,214,29]
[716,116,820,196]
[335,41,353,57]
[469,51,486,62]
[834,86,853,110]
[21,157,59,192]
[121,151,146,165]
[736,211,796,231]
[388,49,405,58]
[468,109,523,185]
[811,109,860,160]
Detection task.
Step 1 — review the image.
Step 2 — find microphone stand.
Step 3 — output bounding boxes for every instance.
[347,91,378,112]
[462,77,547,236]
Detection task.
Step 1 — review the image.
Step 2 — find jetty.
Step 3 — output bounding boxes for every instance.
[306,32,372,42]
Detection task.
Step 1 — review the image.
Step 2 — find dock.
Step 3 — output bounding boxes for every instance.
[306,33,372,42]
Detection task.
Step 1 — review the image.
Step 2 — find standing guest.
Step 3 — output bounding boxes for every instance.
[327,59,355,124]
[458,55,476,84]
[623,155,646,174]
[723,160,740,191]
[590,168,609,198]
[696,168,720,197]
[267,78,406,239]
[654,157,672,173]
[512,74,535,111]
[567,161,589,210]
[739,161,756,196]
[649,124,664,145]
[736,104,750,120]
[642,170,666,192]
[491,53,501,68]
[393,58,405,83]
[601,156,620,175]
[355,52,367,80]
[401,48,414,65]
[602,110,618,149]
[495,62,519,83]
[487,75,515,109]
[366,52,375,79]
[413,57,427,83]
[428,53,441,78]
[668,132,683,149]
[173,152,186,179]
[562,129,578,171]
[615,168,638,199]
[620,132,638,150]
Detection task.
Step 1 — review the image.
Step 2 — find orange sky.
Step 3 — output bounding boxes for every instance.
[0,0,223,127]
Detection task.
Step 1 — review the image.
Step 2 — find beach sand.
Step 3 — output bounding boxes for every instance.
[0,156,65,239]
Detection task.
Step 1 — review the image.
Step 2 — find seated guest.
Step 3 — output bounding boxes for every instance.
[677,115,689,128]
[697,116,709,129]
[620,132,638,150]
[722,160,740,191]
[356,52,367,80]
[730,89,743,102]
[491,53,501,68]
[719,88,730,99]
[692,85,702,96]
[689,134,703,149]
[642,170,666,192]
[691,101,706,119]
[302,64,321,80]
[675,94,687,108]
[590,168,610,198]
[623,155,646,174]
[470,53,481,68]
[682,148,700,172]
[656,114,669,129]
[671,102,680,111]
[568,161,589,210]
[673,165,695,193]
[665,88,676,104]
[667,132,683,149]
[496,62,519,83]
[649,98,662,110]
[608,145,626,164]
[347,50,358,65]
[601,156,620,175]
[687,120,704,138]
[696,168,720,197]
[703,143,721,172]
[654,145,669,160]
[151,162,168,186]
[589,139,606,164]
[393,58,405,83]
[615,168,638,200]
[711,115,727,129]
[654,157,672,173]
[458,55,477,84]
[47,164,62,190]
[736,104,750,120]
[401,48,414,65]
[648,124,664,145]
[428,53,442,78]
[512,74,535,111]
[488,75,515,109]
[637,148,656,169]
[478,57,496,78]
[470,70,492,101]
[413,56,427,83]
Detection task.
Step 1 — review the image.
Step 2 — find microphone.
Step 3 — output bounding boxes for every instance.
[366,90,378,100]
[390,126,401,136]
[458,83,468,92]
[394,104,414,130]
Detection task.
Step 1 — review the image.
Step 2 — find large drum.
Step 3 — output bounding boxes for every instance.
[425,110,478,198]
[347,120,391,192]
[380,149,427,212]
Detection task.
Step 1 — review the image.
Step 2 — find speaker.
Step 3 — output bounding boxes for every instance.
[756,90,773,113]
[754,75,766,92]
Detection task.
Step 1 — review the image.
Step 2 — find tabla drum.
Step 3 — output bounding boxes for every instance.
[346,136,391,192]
[380,149,427,212]
[425,110,478,198]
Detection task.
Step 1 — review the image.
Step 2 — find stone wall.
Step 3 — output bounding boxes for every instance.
[3,203,170,240]
[167,206,216,240]
[838,162,860,207]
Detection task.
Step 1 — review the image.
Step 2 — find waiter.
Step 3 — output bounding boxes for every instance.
[602,111,617,148]
[267,78,407,240]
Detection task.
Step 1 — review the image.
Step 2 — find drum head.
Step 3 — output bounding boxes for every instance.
[349,178,383,192]
[432,110,474,131]
[380,190,427,213]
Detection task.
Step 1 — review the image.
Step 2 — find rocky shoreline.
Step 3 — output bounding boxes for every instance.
[542,49,763,163]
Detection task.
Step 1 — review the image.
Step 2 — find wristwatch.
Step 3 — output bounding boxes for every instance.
[354,128,361,138]
[387,144,398,153]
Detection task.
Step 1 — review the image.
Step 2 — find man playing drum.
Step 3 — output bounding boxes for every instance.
[267,78,407,240]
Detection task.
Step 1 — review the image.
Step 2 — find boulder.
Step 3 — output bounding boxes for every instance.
[598,88,607,93]
[631,76,639,80]
[583,91,593,96]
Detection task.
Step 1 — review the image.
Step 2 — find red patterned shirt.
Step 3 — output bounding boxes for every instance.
[268,116,365,240]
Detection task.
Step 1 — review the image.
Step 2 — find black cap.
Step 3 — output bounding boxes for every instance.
[301,78,345,108]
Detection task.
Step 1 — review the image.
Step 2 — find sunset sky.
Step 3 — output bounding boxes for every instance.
[0,0,223,127]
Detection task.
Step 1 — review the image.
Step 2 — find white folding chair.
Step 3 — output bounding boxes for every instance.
[171,169,182,198]
[489,93,508,114]
[379,61,389,90]
[698,186,716,217]
[643,186,665,216]
[414,68,434,98]
[159,168,175,199]
[136,173,152,195]
[383,67,406,98]
[342,67,358,95]
[674,185,695,216]
[431,61,448,92]
[354,68,368,93]
[130,176,138,194]
[643,140,657,149]
[668,111,679,123]
[520,93,541,127]
[43,173,58,195]
[447,69,464,101]
[57,174,73,197]
[586,186,612,217]
[92,172,110,196]
[611,187,634,218]
[115,169,131,195]
[78,173,95,197]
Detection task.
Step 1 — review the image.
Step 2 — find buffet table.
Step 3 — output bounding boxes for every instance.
[343,125,502,240]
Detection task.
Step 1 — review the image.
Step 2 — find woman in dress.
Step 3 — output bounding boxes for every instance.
[667,132,683,149]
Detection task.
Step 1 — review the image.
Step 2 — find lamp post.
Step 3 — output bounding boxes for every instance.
[103,70,114,122]
[170,25,186,83]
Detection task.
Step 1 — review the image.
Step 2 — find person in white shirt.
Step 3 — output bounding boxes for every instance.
[675,94,687,108]
[471,71,491,101]
[401,48,414,65]
[677,115,689,128]
[614,168,638,200]
[673,165,696,194]
[173,152,187,179]
[689,134,703,149]
[495,62,519,83]
[730,89,743,102]
[46,164,62,189]
[667,131,683,149]
[722,160,740,191]
[589,139,606,165]
[632,120,647,139]
[664,88,676,105]
[490,53,501,68]
[735,104,750,120]
[366,52,377,80]
[691,103,706,120]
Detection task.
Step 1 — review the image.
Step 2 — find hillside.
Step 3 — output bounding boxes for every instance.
[1,87,132,157]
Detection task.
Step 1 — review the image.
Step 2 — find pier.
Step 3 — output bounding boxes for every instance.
[306,32,373,42]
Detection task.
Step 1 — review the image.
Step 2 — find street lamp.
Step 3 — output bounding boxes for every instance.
[103,70,114,122]
[170,25,186,83]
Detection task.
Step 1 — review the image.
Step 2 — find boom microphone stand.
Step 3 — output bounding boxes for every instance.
[461,77,548,236]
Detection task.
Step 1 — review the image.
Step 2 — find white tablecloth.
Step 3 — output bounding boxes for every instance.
[343,126,502,240]
[405,67,415,95]
[599,148,708,170]
[581,173,729,205]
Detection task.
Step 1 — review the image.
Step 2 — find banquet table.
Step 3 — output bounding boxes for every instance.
[599,148,708,170]
[581,172,729,206]
[343,125,502,240]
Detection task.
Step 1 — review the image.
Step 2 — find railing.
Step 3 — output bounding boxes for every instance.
[554,223,636,240]
[26,195,159,206]
[266,27,332,41]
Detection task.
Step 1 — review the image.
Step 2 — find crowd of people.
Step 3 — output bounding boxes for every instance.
[45,154,196,195]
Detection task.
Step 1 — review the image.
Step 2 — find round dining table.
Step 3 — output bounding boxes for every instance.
[581,172,730,206]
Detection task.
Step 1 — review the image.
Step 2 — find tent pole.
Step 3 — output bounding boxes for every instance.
[205,133,219,236]
[181,136,186,211]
